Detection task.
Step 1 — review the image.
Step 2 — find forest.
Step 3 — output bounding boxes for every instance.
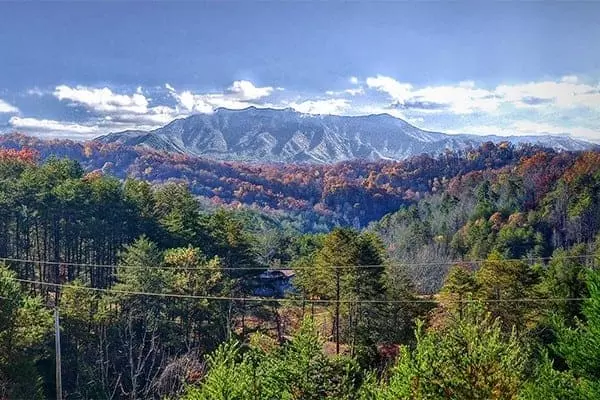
[0,133,555,230]
[1,142,600,399]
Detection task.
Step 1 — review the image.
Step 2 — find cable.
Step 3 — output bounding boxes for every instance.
[0,253,597,271]
[11,277,591,305]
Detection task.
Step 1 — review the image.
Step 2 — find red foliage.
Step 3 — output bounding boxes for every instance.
[0,147,39,164]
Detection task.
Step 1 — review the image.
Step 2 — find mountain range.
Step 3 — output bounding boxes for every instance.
[96,107,594,163]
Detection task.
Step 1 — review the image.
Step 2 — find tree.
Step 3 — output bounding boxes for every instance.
[0,264,53,399]
[108,237,176,400]
[183,318,364,400]
[438,264,480,320]
[153,183,202,247]
[518,353,585,400]
[552,270,600,397]
[536,246,588,326]
[294,229,413,360]
[476,251,539,331]
[369,304,527,400]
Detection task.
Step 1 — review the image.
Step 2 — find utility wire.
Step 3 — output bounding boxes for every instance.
[0,253,597,271]
[10,277,591,305]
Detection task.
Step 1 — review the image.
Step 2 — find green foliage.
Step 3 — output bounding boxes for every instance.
[439,264,479,316]
[293,228,415,357]
[536,246,589,325]
[0,264,53,399]
[475,251,539,331]
[494,224,543,259]
[552,270,600,397]
[518,353,585,400]
[3,144,600,398]
[184,319,364,400]
[373,305,528,400]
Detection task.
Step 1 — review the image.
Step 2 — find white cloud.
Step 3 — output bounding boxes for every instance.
[447,121,599,142]
[227,80,274,100]
[325,87,364,97]
[54,85,150,114]
[366,75,413,103]
[561,75,579,84]
[366,74,600,116]
[26,87,45,97]
[445,125,506,136]
[53,84,180,130]
[289,99,350,115]
[345,88,364,96]
[166,80,278,114]
[103,109,178,126]
[511,121,599,140]
[9,116,99,134]
[495,79,600,109]
[10,75,600,142]
[366,75,499,114]
[0,99,19,113]
[411,85,499,114]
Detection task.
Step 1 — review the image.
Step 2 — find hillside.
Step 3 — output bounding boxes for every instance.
[0,133,562,230]
[95,107,594,163]
[2,135,600,399]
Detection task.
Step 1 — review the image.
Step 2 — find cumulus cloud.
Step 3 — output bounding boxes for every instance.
[54,85,150,114]
[227,80,274,100]
[53,84,179,130]
[289,99,351,115]
[9,116,99,134]
[10,75,600,142]
[495,78,600,109]
[411,85,500,114]
[0,99,19,113]
[366,75,499,114]
[165,80,278,114]
[366,75,413,104]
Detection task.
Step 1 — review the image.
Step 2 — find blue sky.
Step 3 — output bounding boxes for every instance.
[0,2,599,141]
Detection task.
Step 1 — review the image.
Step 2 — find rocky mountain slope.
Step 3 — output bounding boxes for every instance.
[96,107,594,163]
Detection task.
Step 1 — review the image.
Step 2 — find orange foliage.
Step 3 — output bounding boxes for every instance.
[563,152,600,184]
[0,147,38,164]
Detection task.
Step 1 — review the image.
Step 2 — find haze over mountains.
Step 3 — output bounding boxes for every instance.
[96,107,594,163]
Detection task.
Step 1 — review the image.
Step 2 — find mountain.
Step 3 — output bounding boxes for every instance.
[97,107,594,163]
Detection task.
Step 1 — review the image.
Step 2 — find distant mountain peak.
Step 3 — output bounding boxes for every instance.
[95,108,595,163]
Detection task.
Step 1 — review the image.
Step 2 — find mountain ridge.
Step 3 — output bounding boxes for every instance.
[96,107,595,163]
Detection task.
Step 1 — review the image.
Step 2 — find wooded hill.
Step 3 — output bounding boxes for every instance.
[0,133,572,230]
[1,138,600,398]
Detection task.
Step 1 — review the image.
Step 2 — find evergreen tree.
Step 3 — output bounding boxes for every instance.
[0,264,53,399]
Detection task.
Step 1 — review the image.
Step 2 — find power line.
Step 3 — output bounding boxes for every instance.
[0,253,597,272]
[10,277,591,305]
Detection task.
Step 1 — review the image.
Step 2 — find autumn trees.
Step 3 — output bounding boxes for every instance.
[2,142,600,398]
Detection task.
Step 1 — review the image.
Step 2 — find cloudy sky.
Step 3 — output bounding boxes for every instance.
[0,2,599,141]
